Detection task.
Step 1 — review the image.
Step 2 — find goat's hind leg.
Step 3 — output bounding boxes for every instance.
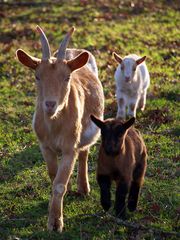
[139,90,147,111]
[77,148,90,195]
[128,154,147,212]
[97,175,111,211]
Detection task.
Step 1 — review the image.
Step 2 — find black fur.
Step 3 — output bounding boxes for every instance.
[91,115,146,218]
[128,181,140,212]
[97,175,111,211]
[115,181,128,219]
[128,162,145,211]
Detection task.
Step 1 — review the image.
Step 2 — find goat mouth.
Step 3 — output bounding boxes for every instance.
[125,79,131,83]
[45,109,56,116]
[105,150,119,156]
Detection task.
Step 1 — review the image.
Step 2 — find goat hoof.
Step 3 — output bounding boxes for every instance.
[102,201,111,211]
[47,217,63,233]
[115,209,126,220]
[103,205,110,212]
[77,185,90,196]
[67,191,86,197]
[128,202,137,212]
[77,191,89,196]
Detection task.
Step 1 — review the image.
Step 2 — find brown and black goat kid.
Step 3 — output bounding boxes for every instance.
[90,116,147,218]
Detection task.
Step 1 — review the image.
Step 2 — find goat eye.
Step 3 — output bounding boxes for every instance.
[121,65,124,71]
[64,76,70,81]
[36,76,40,82]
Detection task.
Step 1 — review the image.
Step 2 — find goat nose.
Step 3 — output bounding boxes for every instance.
[125,76,130,82]
[45,101,56,109]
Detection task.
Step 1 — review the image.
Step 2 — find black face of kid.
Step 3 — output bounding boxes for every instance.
[90,115,135,156]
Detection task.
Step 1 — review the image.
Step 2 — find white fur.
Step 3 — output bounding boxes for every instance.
[79,121,100,148]
[86,54,98,78]
[65,48,98,78]
[114,54,150,118]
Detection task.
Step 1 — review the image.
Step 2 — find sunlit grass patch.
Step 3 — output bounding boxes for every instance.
[0,1,179,239]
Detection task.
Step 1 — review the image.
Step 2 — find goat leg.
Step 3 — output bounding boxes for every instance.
[97,175,111,211]
[115,181,128,219]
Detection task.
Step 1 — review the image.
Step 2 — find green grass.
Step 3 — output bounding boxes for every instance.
[0,0,179,239]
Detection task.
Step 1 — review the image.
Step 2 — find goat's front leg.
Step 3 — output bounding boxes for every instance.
[40,146,59,212]
[41,145,58,183]
[77,148,90,195]
[97,175,111,211]
[127,97,139,117]
[115,180,129,219]
[48,150,77,232]
[116,96,126,119]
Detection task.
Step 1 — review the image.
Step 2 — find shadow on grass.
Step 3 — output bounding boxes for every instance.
[1,214,107,240]
[0,194,103,239]
[0,200,48,239]
[0,27,35,44]
[168,126,180,137]
[2,0,176,37]
[0,144,42,183]
[160,91,180,102]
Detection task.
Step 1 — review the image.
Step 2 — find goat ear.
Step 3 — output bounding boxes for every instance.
[67,51,89,72]
[113,52,123,64]
[90,115,104,129]
[123,117,135,130]
[136,56,146,65]
[16,49,40,69]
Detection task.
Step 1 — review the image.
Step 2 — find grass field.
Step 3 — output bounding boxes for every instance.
[0,0,179,239]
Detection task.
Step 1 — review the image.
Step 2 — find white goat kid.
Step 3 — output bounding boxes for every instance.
[16,26,104,232]
[113,53,150,119]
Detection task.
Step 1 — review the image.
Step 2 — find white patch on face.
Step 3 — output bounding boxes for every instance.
[123,58,136,82]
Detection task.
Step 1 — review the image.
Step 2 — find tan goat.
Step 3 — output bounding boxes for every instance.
[16,26,104,232]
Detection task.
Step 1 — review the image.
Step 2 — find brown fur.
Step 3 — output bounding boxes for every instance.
[16,47,104,232]
[91,116,147,218]
[98,120,146,183]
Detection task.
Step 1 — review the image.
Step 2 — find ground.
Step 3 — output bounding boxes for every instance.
[0,0,179,239]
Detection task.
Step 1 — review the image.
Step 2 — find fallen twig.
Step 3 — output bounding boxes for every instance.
[109,214,180,238]
[2,212,179,237]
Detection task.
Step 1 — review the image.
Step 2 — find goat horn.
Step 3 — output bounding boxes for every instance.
[36,25,51,60]
[57,27,75,60]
